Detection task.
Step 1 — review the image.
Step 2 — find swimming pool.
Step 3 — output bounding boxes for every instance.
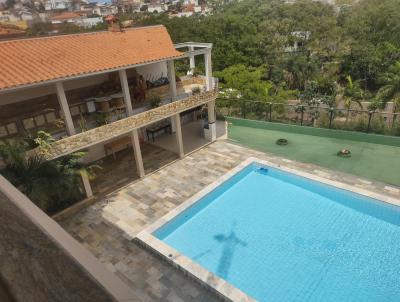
[138,159,400,302]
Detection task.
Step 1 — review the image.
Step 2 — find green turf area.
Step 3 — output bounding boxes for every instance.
[227,118,400,186]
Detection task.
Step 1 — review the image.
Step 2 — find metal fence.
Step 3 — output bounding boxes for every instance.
[216,99,400,136]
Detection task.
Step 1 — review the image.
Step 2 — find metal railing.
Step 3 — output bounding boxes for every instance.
[216,99,400,136]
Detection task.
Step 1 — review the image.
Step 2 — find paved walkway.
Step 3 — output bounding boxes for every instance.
[61,140,400,302]
[91,143,178,197]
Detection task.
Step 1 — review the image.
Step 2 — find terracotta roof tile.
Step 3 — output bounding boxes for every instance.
[0,25,183,91]
[51,12,82,21]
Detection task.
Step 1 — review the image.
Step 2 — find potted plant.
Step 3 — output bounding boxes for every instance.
[149,96,162,108]
[192,86,201,95]
[276,138,288,145]
[337,149,351,158]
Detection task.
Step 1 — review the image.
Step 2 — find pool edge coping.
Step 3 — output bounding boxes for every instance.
[136,157,400,302]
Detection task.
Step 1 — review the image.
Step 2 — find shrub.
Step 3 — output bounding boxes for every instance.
[149,96,162,108]
[191,86,201,95]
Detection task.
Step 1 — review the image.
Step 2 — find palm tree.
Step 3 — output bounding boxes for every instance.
[376,61,400,113]
[342,75,364,122]
[0,138,100,213]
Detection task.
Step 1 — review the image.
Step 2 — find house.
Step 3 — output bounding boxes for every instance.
[45,0,72,11]
[0,22,26,39]
[0,24,217,196]
[50,11,81,24]
[0,7,44,26]
[51,11,103,27]
[92,3,119,16]
[77,16,103,27]
[147,3,168,13]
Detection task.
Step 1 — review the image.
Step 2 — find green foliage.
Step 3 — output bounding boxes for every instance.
[215,64,272,101]
[149,95,162,108]
[0,132,101,214]
[95,112,110,126]
[131,0,399,109]
[191,86,201,94]
[376,61,400,111]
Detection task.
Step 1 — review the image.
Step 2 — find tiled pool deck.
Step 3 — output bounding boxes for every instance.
[60,140,400,302]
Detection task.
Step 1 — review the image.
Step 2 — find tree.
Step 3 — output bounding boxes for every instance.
[0,133,100,213]
[376,61,400,112]
[341,75,364,122]
[5,0,15,9]
[214,64,272,101]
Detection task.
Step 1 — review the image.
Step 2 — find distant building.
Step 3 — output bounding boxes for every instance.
[147,3,168,13]
[51,11,103,27]
[0,22,25,39]
[92,3,118,17]
[45,0,72,11]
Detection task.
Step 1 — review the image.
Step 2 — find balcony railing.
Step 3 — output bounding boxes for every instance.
[217,99,400,136]
[40,87,218,160]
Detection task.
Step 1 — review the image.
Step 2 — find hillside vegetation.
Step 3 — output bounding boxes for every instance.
[137,0,400,109]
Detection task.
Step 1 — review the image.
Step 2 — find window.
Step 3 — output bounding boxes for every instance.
[70,106,80,116]
[45,112,56,123]
[22,117,35,130]
[34,115,45,126]
[0,122,19,138]
[0,126,7,138]
[6,123,18,135]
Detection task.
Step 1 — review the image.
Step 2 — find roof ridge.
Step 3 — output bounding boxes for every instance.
[0,24,166,44]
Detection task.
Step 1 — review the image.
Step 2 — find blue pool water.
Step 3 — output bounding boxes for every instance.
[155,163,400,301]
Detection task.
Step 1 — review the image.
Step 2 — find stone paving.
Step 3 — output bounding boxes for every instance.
[60,140,400,302]
[91,143,178,197]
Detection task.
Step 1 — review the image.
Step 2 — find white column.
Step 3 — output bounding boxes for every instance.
[80,171,93,199]
[189,46,195,70]
[204,50,213,91]
[170,116,176,133]
[118,69,133,116]
[207,100,217,142]
[167,60,177,101]
[55,82,75,136]
[173,113,184,158]
[131,129,145,178]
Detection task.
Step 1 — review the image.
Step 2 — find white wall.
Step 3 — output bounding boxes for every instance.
[1,63,168,106]
[134,62,168,83]
[0,74,109,105]
[78,17,103,28]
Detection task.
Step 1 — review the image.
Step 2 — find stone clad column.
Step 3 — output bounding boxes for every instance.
[55,82,76,136]
[204,50,213,91]
[131,129,145,178]
[207,100,217,142]
[118,69,133,116]
[173,113,184,158]
[167,60,177,101]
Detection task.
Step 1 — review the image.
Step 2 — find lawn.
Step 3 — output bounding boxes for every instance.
[227,118,400,187]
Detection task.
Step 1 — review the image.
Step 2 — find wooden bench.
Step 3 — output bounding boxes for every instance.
[104,136,132,160]
[146,122,172,142]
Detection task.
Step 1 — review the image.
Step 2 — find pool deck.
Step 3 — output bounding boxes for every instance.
[60,140,400,302]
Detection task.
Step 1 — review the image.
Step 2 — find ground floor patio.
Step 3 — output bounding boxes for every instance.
[60,139,400,302]
[90,120,227,196]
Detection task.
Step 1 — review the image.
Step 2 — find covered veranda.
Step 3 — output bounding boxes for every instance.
[0,26,220,201]
[90,119,227,196]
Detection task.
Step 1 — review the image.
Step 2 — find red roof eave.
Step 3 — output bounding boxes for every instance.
[0,26,184,92]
